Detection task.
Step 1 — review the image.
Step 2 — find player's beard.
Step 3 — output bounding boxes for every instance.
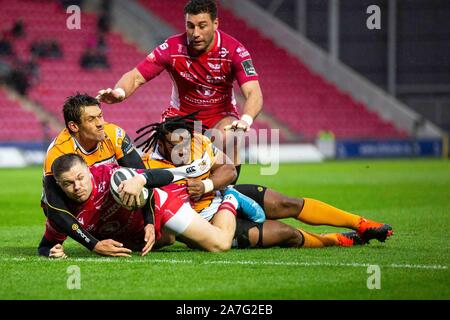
[189,34,214,54]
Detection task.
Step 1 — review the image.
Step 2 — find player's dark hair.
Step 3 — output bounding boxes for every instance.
[52,153,86,180]
[135,111,205,153]
[63,92,100,131]
[184,0,218,20]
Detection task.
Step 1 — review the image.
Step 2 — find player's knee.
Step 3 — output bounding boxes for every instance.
[277,197,304,216]
[207,239,232,252]
[290,228,304,247]
[281,226,303,248]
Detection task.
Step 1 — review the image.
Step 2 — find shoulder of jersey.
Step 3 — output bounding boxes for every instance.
[165,33,187,48]
[217,29,240,50]
[103,122,124,138]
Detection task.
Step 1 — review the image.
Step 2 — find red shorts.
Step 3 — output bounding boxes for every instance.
[161,107,239,129]
[153,183,195,239]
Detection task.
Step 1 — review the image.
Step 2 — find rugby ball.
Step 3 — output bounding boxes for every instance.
[110,167,149,210]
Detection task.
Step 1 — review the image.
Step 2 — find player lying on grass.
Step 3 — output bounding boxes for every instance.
[37,154,263,258]
[42,93,158,253]
[137,113,393,249]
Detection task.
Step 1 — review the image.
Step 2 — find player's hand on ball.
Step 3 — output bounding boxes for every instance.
[49,244,67,259]
[93,239,132,257]
[118,175,146,208]
[141,224,155,256]
[187,178,205,202]
[96,88,125,104]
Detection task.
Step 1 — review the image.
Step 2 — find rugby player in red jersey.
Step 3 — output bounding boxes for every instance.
[97,0,263,182]
[38,154,260,258]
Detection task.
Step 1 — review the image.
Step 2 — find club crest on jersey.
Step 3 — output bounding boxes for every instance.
[219,47,229,58]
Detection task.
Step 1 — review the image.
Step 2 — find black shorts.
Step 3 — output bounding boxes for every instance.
[234,218,264,249]
[234,184,267,210]
[232,184,267,249]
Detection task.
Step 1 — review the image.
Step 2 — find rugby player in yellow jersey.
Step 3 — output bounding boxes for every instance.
[41,93,158,257]
[138,114,393,249]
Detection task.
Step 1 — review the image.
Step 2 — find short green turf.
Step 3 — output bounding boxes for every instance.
[0,160,449,299]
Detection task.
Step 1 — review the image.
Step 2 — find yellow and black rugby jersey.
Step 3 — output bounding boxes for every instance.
[142,133,218,213]
[44,123,134,176]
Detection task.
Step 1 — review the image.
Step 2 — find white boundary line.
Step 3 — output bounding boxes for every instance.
[1,257,447,270]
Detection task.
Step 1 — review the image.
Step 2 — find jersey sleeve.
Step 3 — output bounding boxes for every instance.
[107,125,134,161]
[232,44,259,87]
[136,41,171,81]
[44,219,68,243]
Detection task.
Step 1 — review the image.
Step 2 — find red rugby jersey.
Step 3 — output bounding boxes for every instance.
[136,29,259,118]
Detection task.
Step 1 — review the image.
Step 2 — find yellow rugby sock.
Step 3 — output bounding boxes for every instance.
[297,229,339,247]
[298,198,361,229]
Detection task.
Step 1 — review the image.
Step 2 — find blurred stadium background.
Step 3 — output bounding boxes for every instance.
[0,0,449,301]
[0,0,448,166]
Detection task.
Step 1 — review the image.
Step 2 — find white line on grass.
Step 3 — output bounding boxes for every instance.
[1,257,447,270]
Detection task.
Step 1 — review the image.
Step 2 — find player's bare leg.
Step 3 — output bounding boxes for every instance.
[263,189,392,243]
[178,207,236,252]
[246,220,364,248]
[153,231,176,249]
[235,185,393,243]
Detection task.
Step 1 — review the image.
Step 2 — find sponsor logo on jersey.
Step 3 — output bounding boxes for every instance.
[206,75,226,84]
[178,44,187,54]
[219,47,229,58]
[186,166,196,174]
[195,84,216,98]
[207,62,221,71]
[180,71,196,81]
[147,52,156,62]
[116,128,123,139]
[75,227,91,243]
[199,160,208,172]
[98,181,106,193]
[101,202,122,221]
[241,59,257,76]
[99,221,121,235]
[186,60,192,69]
[236,46,250,58]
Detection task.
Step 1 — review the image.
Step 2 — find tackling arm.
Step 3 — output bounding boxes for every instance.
[223,80,264,132]
[97,68,147,103]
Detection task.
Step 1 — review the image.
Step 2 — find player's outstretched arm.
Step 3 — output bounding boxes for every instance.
[226,81,263,132]
[97,68,146,103]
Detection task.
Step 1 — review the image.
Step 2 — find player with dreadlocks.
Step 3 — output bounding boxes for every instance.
[137,114,393,250]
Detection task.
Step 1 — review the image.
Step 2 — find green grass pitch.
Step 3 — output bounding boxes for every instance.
[0,159,449,299]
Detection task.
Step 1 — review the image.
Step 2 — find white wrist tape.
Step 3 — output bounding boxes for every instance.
[202,179,214,193]
[115,87,126,99]
[241,114,253,127]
